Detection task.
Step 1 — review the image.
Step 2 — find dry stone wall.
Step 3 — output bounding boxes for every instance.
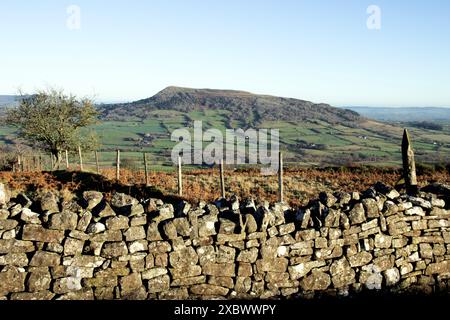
[1,181,450,300]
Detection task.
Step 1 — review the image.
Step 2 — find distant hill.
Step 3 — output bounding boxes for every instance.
[99,86,361,127]
[0,95,20,106]
[346,106,450,122]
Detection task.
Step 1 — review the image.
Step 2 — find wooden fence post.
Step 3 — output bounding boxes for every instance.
[65,150,69,170]
[78,146,83,172]
[116,150,120,181]
[95,151,100,174]
[178,156,183,196]
[402,129,418,194]
[17,155,21,172]
[278,152,284,203]
[144,153,149,186]
[219,159,226,198]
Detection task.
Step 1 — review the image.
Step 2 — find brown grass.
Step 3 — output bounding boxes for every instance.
[2,166,450,207]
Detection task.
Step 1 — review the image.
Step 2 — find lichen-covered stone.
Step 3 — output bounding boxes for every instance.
[30,251,60,267]
[172,218,191,237]
[86,222,106,234]
[300,270,331,291]
[198,214,218,237]
[39,192,59,214]
[53,277,82,294]
[216,246,236,263]
[147,222,163,241]
[101,242,128,258]
[374,234,392,249]
[77,211,92,232]
[288,260,325,280]
[20,208,41,224]
[129,240,148,254]
[28,269,52,292]
[362,198,379,218]
[0,219,19,230]
[237,248,258,263]
[154,204,174,223]
[169,246,198,267]
[0,267,26,295]
[349,203,366,225]
[63,238,84,256]
[83,191,104,210]
[256,258,288,273]
[348,251,373,267]
[203,262,235,277]
[119,273,143,297]
[0,253,28,267]
[405,206,425,217]
[141,267,168,280]
[330,257,355,288]
[49,211,78,230]
[106,216,129,230]
[190,284,229,296]
[11,291,55,300]
[170,265,202,279]
[425,260,450,275]
[0,239,34,254]
[147,274,170,294]
[70,255,105,268]
[124,226,146,242]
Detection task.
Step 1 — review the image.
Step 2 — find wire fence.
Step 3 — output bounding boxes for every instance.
[7,149,286,200]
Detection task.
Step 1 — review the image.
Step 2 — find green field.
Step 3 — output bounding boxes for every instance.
[2,109,450,171]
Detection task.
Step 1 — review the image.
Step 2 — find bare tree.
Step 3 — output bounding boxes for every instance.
[5,88,99,169]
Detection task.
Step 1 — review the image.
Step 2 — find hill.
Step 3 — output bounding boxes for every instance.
[0,95,20,106]
[99,86,361,127]
[346,106,450,122]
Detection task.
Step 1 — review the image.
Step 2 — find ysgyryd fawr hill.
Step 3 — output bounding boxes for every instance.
[98,86,361,126]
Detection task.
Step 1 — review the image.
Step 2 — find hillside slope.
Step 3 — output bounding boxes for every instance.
[99,86,361,127]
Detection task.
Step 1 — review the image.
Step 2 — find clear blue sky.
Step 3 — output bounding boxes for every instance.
[1,0,449,107]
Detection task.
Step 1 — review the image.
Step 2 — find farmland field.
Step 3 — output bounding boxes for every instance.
[2,108,450,170]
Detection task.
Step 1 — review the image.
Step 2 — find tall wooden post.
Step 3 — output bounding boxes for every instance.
[78,146,83,172]
[177,156,183,196]
[402,129,418,194]
[116,150,120,181]
[144,153,149,186]
[219,159,226,198]
[278,152,284,203]
[95,151,100,174]
[65,150,69,170]
[17,155,22,172]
